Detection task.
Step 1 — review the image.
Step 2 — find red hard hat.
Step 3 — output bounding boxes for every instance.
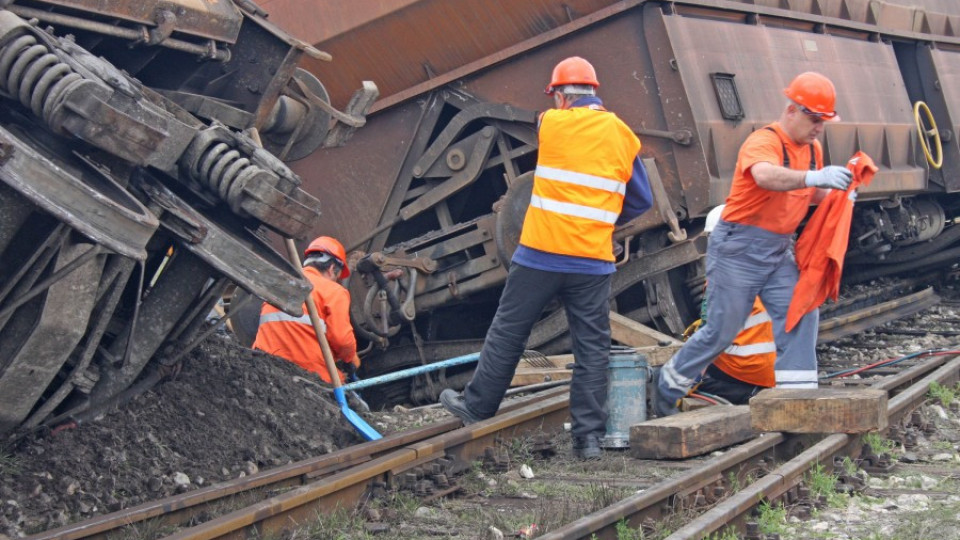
[783,72,840,122]
[545,56,599,95]
[304,236,350,279]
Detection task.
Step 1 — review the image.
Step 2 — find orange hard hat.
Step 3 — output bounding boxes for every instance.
[783,72,840,122]
[304,236,350,279]
[545,56,599,94]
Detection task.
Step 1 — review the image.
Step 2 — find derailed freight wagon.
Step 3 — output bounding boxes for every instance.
[0,0,374,438]
[268,0,960,408]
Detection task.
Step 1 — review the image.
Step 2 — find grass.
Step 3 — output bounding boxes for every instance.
[862,432,897,456]
[756,499,788,536]
[705,526,741,540]
[0,451,21,476]
[613,519,645,540]
[806,462,848,508]
[928,381,957,407]
[839,455,859,476]
[108,518,179,540]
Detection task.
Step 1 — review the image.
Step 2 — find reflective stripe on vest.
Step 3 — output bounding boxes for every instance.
[529,194,619,224]
[259,311,326,334]
[519,107,640,261]
[713,298,776,388]
[535,165,628,195]
[724,342,776,357]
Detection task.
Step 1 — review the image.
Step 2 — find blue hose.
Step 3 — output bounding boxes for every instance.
[339,352,480,392]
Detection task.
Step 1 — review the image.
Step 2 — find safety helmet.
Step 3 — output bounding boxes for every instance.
[545,56,599,95]
[304,236,350,279]
[783,72,840,122]
[704,205,725,234]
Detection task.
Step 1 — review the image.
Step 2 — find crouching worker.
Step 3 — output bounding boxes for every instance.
[679,205,776,406]
[694,296,775,405]
[254,236,361,384]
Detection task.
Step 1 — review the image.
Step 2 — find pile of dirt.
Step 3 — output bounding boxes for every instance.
[0,332,375,537]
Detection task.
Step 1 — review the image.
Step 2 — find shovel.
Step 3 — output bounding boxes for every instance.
[283,238,382,441]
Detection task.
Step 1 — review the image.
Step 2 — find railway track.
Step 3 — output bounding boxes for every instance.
[25,289,960,540]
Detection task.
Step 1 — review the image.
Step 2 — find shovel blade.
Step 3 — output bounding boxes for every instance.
[334,388,382,440]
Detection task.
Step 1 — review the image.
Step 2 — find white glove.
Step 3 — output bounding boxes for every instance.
[804,166,853,190]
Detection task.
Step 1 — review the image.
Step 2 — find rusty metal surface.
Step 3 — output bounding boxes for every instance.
[657,2,927,206]
[29,0,243,42]
[272,0,625,107]
[289,0,960,370]
[266,0,960,110]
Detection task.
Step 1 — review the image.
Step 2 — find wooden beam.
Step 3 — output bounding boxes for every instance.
[610,311,682,348]
[749,388,888,433]
[632,344,682,367]
[510,354,572,386]
[630,405,754,459]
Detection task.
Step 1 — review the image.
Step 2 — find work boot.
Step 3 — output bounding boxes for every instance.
[653,388,681,418]
[653,369,680,418]
[440,389,483,425]
[571,435,602,461]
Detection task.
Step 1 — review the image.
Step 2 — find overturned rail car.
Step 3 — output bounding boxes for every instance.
[0,0,375,438]
[270,0,960,407]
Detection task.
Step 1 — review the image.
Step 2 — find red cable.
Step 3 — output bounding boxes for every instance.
[689,392,719,405]
[836,350,960,379]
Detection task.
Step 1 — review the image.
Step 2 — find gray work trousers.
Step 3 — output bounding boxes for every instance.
[463,263,612,438]
[658,219,819,404]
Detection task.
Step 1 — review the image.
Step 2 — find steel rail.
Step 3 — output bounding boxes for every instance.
[29,387,566,540]
[26,423,450,540]
[817,287,940,344]
[27,311,955,540]
[666,355,960,540]
[545,355,960,539]
[161,391,571,540]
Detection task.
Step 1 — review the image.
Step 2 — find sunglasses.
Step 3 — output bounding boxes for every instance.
[796,103,838,120]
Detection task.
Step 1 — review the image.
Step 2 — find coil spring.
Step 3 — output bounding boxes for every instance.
[194,141,261,209]
[0,32,82,126]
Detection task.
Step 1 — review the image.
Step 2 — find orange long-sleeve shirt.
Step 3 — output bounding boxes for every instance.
[253,266,360,383]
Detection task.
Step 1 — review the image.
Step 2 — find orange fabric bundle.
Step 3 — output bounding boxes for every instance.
[786,152,878,332]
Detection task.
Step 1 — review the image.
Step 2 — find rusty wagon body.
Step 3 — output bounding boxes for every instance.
[267,0,960,405]
[4,0,960,432]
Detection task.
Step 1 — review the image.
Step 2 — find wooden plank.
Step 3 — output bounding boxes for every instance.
[510,368,572,386]
[510,354,572,386]
[509,345,679,388]
[630,405,754,459]
[749,388,888,433]
[632,344,681,367]
[610,312,682,347]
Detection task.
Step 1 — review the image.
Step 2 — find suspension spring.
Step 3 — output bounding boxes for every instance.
[193,141,262,210]
[0,32,82,125]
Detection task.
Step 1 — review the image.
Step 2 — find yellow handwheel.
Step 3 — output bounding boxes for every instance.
[914,100,943,170]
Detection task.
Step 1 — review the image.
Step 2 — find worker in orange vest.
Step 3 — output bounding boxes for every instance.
[253,236,361,384]
[440,56,653,460]
[656,72,851,416]
[686,206,776,405]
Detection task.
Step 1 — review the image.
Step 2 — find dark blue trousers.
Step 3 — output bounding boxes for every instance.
[462,263,612,438]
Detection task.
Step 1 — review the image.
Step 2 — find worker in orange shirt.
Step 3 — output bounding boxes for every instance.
[683,206,776,406]
[656,72,851,416]
[253,236,361,384]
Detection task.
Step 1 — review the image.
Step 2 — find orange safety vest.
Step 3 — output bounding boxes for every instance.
[253,266,360,383]
[713,297,776,388]
[722,123,822,235]
[519,106,641,260]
